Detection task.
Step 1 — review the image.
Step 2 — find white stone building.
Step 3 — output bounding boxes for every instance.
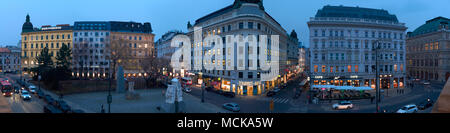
[186,0,299,96]
[308,5,408,90]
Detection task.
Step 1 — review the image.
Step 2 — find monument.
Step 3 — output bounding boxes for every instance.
[116,66,125,93]
[160,78,185,113]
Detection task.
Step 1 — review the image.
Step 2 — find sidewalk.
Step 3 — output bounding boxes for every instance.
[0,96,12,113]
[59,88,229,113]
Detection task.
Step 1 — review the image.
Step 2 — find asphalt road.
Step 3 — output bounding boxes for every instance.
[1,74,44,113]
[186,75,305,113]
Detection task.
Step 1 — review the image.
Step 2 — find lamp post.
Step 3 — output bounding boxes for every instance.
[373,40,381,113]
[199,72,204,103]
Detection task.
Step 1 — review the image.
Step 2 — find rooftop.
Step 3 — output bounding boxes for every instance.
[409,16,449,37]
[315,5,399,22]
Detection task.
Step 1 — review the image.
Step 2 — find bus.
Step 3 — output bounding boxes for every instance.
[181,77,193,87]
[1,80,13,97]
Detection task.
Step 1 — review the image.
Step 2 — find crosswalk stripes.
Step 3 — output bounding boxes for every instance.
[262,97,290,104]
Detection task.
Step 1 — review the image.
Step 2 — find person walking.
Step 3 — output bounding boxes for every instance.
[101,104,105,113]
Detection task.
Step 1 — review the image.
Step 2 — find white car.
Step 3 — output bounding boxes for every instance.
[423,81,431,85]
[332,101,353,110]
[21,90,32,100]
[28,85,37,93]
[396,104,418,113]
[273,87,281,93]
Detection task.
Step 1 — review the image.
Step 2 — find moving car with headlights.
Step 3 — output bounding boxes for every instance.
[182,87,192,93]
[223,103,240,112]
[332,101,354,110]
[28,85,37,94]
[20,90,32,100]
[1,80,13,97]
[396,104,418,113]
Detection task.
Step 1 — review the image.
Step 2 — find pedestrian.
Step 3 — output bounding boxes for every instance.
[101,104,105,113]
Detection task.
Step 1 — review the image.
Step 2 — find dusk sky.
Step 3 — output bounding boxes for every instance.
[0,0,448,47]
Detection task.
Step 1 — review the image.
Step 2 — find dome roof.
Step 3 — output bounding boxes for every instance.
[22,14,34,33]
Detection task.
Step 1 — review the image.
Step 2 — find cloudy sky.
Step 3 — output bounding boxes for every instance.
[0,0,448,47]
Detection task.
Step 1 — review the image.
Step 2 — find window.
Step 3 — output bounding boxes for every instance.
[248,72,253,79]
[348,65,352,72]
[322,30,325,36]
[239,72,243,78]
[322,53,326,60]
[248,22,253,29]
[314,30,318,37]
[322,65,326,73]
[355,65,359,72]
[314,65,318,72]
[239,22,244,29]
[257,23,261,30]
[365,65,369,72]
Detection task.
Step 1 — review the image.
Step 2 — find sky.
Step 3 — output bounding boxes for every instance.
[0,0,449,47]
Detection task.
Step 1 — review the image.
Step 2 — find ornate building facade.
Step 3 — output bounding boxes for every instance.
[406,16,450,82]
[308,5,408,89]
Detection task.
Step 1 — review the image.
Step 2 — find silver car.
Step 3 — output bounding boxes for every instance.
[21,90,32,100]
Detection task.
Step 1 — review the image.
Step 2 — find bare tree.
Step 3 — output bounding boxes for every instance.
[140,56,171,88]
[106,37,132,79]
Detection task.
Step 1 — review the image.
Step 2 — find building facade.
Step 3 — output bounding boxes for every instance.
[0,46,21,73]
[308,5,408,89]
[155,30,184,59]
[186,0,299,96]
[21,14,73,75]
[72,21,154,79]
[406,17,450,82]
[298,42,306,72]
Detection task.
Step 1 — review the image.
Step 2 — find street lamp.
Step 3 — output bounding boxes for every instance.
[372,40,381,113]
[199,72,205,103]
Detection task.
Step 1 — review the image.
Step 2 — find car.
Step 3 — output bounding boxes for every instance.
[20,90,32,100]
[214,89,224,95]
[272,87,281,93]
[182,87,192,93]
[44,95,55,105]
[332,101,354,110]
[14,86,20,94]
[223,103,240,112]
[222,92,236,98]
[266,91,276,97]
[281,83,288,89]
[71,109,85,113]
[396,104,418,113]
[418,98,434,110]
[37,90,45,99]
[28,85,36,91]
[28,87,37,94]
[423,81,431,85]
[56,100,71,113]
[43,105,63,113]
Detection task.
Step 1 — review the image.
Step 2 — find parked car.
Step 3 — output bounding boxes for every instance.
[182,87,192,93]
[222,92,236,98]
[56,100,71,113]
[223,103,240,112]
[20,90,32,100]
[37,90,45,99]
[214,89,224,95]
[332,101,354,110]
[418,98,434,110]
[28,85,36,91]
[44,95,55,105]
[273,87,281,93]
[396,104,418,113]
[266,91,276,97]
[71,109,85,113]
[43,105,63,113]
[423,81,431,85]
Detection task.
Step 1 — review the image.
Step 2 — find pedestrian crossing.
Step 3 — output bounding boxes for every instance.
[260,97,290,104]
